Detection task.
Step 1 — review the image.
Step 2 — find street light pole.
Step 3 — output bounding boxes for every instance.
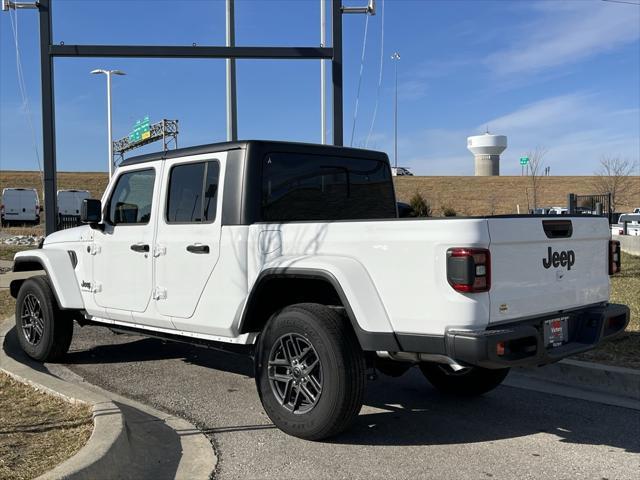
[391,51,400,168]
[91,69,126,178]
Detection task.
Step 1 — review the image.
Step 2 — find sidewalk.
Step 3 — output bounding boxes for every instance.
[1,317,217,480]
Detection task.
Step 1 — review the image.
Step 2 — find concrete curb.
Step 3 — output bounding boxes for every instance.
[1,317,217,480]
[0,318,128,480]
[514,359,640,402]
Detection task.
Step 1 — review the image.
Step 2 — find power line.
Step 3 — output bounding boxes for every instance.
[601,0,640,5]
[365,0,385,148]
[349,13,370,146]
[8,7,44,195]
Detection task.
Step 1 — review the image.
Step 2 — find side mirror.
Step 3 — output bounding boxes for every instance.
[81,198,102,228]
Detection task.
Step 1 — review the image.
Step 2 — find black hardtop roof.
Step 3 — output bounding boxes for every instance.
[120,140,388,167]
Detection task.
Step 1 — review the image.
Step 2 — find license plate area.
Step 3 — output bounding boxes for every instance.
[544,316,570,348]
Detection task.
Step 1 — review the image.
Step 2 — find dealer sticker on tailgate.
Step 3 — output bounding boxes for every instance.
[544,316,570,348]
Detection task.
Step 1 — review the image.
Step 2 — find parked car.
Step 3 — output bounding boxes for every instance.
[548,207,568,215]
[396,201,414,217]
[9,140,629,440]
[1,188,40,226]
[614,214,640,236]
[532,208,550,215]
[391,167,413,176]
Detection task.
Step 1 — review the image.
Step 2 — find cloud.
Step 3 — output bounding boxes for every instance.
[486,1,640,76]
[398,79,429,101]
[478,92,640,175]
[395,58,474,101]
[398,92,639,176]
[479,92,598,133]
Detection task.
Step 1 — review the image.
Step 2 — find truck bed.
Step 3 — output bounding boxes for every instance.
[248,216,610,338]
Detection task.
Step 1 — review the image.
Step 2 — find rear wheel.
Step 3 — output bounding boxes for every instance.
[420,363,509,396]
[256,303,366,440]
[15,276,74,362]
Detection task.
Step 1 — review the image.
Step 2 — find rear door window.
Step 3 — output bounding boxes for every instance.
[166,161,220,224]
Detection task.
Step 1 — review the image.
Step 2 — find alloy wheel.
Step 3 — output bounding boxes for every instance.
[21,293,45,346]
[267,333,323,414]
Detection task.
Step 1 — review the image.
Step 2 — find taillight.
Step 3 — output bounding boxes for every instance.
[609,240,621,275]
[447,248,491,293]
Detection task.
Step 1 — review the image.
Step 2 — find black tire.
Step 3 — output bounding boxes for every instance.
[256,303,366,440]
[15,276,74,362]
[419,363,509,396]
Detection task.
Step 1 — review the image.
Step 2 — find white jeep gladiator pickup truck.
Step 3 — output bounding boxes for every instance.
[10,141,629,440]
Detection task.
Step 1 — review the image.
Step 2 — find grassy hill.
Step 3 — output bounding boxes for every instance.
[394,176,638,216]
[1,170,638,217]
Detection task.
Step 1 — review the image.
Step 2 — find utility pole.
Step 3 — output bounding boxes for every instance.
[38,0,57,234]
[320,0,327,144]
[91,69,126,179]
[391,51,400,168]
[5,0,362,232]
[226,0,238,141]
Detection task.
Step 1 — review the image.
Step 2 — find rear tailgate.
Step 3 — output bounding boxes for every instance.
[488,216,610,323]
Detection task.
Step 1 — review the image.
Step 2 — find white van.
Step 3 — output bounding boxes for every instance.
[1,188,40,226]
[57,190,90,217]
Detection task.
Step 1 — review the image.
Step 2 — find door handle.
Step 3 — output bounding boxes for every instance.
[130,243,150,253]
[186,244,210,254]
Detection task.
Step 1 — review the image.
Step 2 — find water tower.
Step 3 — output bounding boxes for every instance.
[467,133,507,176]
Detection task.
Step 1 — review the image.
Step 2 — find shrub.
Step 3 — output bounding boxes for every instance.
[409,192,432,217]
[441,206,457,217]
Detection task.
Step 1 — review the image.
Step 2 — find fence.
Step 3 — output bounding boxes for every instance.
[568,193,613,224]
[57,215,81,230]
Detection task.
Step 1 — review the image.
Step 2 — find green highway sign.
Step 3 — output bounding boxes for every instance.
[129,116,151,143]
[519,156,529,166]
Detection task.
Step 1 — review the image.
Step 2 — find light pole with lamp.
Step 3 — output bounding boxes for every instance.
[391,51,400,169]
[91,69,126,178]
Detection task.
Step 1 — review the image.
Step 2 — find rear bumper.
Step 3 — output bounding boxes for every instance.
[445,303,630,369]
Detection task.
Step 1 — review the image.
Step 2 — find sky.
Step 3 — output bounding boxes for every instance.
[0,0,639,176]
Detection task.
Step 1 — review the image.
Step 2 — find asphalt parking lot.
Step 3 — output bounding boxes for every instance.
[64,325,639,480]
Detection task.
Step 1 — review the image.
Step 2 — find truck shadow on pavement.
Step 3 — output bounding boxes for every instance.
[339,369,640,454]
[57,326,640,454]
[63,329,253,377]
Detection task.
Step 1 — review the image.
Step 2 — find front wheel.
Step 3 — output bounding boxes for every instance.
[256,303,366,440]
[420,363,509,396]
[15,276,74,362]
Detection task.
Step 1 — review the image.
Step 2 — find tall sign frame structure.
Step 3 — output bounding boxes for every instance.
[6,0,352,235]
[112,118,179,166]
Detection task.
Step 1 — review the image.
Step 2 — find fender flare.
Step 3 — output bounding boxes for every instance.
[12,250,84,310]
[241,256,400,352]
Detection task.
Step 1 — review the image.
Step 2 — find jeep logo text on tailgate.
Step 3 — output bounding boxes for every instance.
[542,247,575,270]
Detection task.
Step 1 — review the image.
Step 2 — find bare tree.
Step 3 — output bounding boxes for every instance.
[592,156,639,213]
[525,146,547,210]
